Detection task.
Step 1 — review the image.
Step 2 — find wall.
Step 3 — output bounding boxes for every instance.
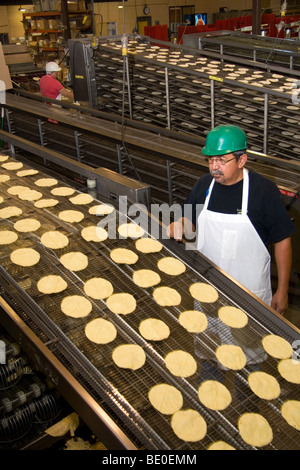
[7,6,26,42]
[0,6,9,35]
[1,0,285,42]
[94,0,283,36]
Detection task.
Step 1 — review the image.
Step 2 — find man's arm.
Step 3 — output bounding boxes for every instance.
[271,237,292,315]
[60,86,74,100]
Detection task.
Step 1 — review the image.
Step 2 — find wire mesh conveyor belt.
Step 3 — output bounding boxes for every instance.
[90,38,300,164]
[0,154,300,450]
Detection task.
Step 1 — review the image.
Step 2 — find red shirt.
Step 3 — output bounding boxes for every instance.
[39,74,63,100]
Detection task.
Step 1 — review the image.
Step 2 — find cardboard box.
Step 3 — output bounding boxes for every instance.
[49,0,58,10]
[40,0,50,11]
[32,0,42,12]
[48,19,60,29]
[56,0,86,11]
[36,19,49,29]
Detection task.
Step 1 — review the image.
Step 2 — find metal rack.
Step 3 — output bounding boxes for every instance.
[69,36,300,163]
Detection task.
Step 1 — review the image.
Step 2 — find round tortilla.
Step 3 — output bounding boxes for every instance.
[18,189,42,201]
[17,169,38,177]
[58,210,84,223]
[118,223,145,239]
[248,371,280,400]
[171,409,207,442]
[34,198,59,208]
[0,230,18,245]
[139,318,170,341]
[85,318,117,344]
[106,292,136,315]
[61,295,92,318]
[281,400,300,431]
[178,310,208,333]
[40,231,69,249]
[165,350,197,377]
[189,282,218,303]
[157,256,186,276]
[135,238,162,253]
[7,185,29,195]
[262,334,293,359]
[198,380,232,410]
[34,178,58,187]
[84,277,113,300]
[81,226,108,242]
[148,383,183,414]
[0,155,9,162]
[51,186,75,197]
[112,344,146,370]
[218,305,248,328]
[0,174,10,183]
[215,344,247,370]
[132,269,161,288]
[37,275,68,294]
[207,441,235,450]
[89,204,114,216]
[69,193,94,205]
[14,218,41,232]
[110,248,138,264]
[2,162,23,170]
[238,413,273,447]
[0,206,22,218]
[10,247,40,266]
[60,252,88,271]
[153,286,181,306]
[278,358,300,383]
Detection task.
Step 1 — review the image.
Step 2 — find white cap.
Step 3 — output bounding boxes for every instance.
[46,61,61,73]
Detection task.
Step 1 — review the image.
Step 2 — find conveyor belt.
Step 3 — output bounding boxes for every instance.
[0,153,300,450]
[3,94,300,205]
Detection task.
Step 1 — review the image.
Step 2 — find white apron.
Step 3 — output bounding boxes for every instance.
[197,168,272,305]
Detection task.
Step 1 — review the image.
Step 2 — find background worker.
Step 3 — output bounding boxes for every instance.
[39,61,74,101]
[167,125,296,315]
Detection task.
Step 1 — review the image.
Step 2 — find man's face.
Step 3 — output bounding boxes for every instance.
[208,153,246,185]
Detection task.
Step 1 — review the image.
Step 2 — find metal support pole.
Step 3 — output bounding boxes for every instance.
[165,67,171,129]
[37,118,46,165]
[125,56,132,119]
[210,79,215,129]
[117,144,123,174]
[5,109,15,157]
[60,0,71,41]
[263,93,269,155]
[252,0,262,36]
[74,130,81,162]
[166,159,173,205]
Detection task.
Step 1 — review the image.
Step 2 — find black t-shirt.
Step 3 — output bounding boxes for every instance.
[183,169,296,247]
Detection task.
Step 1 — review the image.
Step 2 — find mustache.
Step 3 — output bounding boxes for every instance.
[211,170,223,176]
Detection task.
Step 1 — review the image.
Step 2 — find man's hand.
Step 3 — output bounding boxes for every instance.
[166,219,184,241]
[166,217,195,241]
[271,290,288,315]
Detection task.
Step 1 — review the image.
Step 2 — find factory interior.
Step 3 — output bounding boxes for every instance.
[0,0,300,453]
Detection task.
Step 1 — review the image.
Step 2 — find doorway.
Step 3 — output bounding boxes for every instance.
[136,16,152,35]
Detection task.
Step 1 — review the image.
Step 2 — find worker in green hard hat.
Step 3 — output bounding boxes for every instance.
[167,124,295,315]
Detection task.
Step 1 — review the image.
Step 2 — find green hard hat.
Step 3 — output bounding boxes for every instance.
[202,125,247,156]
